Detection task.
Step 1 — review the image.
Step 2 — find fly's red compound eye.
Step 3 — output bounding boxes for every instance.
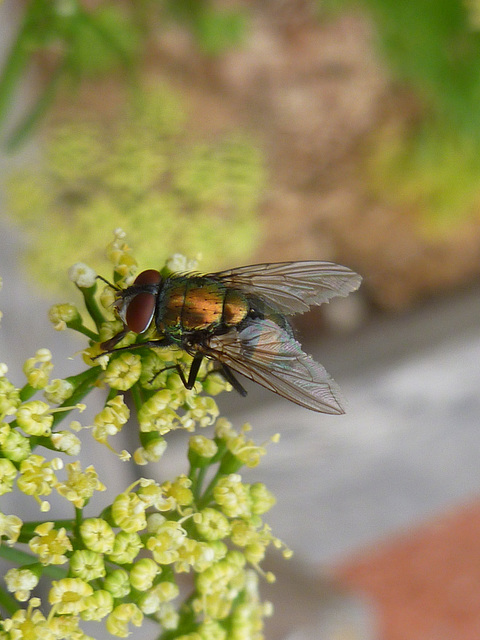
[134,269,161,286]
[125,293,156,333]
[124,270,162,333]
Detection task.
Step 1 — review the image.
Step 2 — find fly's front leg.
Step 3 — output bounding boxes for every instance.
[96,337,172,358]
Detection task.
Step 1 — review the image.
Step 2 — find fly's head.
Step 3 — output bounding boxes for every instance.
[114,269,163,335]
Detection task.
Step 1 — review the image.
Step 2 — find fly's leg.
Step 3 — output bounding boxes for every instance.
[96,337,172,357]
[182,353,204,389]
[219,364,248,397]
[148,353,204,389]
[197,362,248,397]
[100,328,130,351]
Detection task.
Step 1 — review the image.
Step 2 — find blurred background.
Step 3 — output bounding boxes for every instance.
[1,1,480,638]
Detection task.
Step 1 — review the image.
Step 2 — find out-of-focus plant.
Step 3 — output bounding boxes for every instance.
[160,0,248,56]
[0,0,250,150]
[318,0,480,132]
[0,0,140,151]
[0,232,284,639]
[364,124,480,233]
[6,84,264,294]
[316,0,480,231]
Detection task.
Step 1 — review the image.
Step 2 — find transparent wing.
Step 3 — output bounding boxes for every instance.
[201,319,345,414]
[210,261,362,315]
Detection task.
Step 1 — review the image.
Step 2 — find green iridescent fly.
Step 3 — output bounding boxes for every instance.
[100,261,361,413]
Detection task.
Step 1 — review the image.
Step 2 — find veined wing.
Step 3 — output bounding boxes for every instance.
[210,261,361,315]
[200,319,345,414]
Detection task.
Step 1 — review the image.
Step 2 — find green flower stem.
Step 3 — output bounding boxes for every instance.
[19,384,36,402]
[68,322,99,341]
[196,466,225,510]
[76,8,137,81]
[51,366,103,430]
[74,507,83,537]
[6,57,67,152]
[0,585,20,616]
[190,464,208,502]
[130,384,143,414]
[0,0,38,133]
[78,283,107,332]
[0,544,67,579]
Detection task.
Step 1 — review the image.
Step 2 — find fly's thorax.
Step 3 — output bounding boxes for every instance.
[156,277,249,334]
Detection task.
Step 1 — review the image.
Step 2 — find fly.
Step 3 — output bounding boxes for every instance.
[99,261,362,414]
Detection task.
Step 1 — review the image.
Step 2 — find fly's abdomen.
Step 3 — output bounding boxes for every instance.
[158,279,248,333]
[182,283,224,330]
[222,289,248,327]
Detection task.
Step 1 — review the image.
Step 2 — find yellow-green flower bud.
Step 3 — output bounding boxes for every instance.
[105,602,143,638]
[17,455,61,509]
[104,353,142,390]
[5,567,39,602]
[133,436,167,464]
[214,417,235,440]
[244,540,266,565]
[0,512,23,545]
[188,435,218,467]
[92,394,130,444]
[213,474,251,518]
[50,430,81,456]
[49,577,93,614]
[0,378,20,417]
[137,590,161,615]
[162,475,193,508]
[107,531,142,565]
[80,518,115,554]
[16,401,53,436]
[194,508,230,541]
[68,262,97,288]
[201,372,232,396]
[104,569,131,598]
[70,549,106,581]
[146,521,187,564]
[154,580,179,603]
[182,396,219,429]
[129,558,160,591]
[55,461,105,508]
[81,589,114,621]
[44,379,74,404]
[23,349,53,389]
[152,602,177,630]
[0,458,17,495]
[1,428,30,462]
[111,492,147,533]
[48,303,81,331]
[29,522,72,565]
[249,482,276,515]
[197,620,227,640]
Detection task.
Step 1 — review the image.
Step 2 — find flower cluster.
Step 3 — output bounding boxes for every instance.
[6,84,264,296]
[0,233,284,639]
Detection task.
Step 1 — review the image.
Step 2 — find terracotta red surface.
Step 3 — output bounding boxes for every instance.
[335,500,480,640]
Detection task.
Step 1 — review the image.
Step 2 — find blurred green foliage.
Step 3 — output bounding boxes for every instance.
[361,0,480,135]
[318,0,480,133]
[6,85,265,292]
[0,0,139,150]
[365,124,480,232]
[317,0,480,230]
[0,0,248,150]
[162,0,248,56]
